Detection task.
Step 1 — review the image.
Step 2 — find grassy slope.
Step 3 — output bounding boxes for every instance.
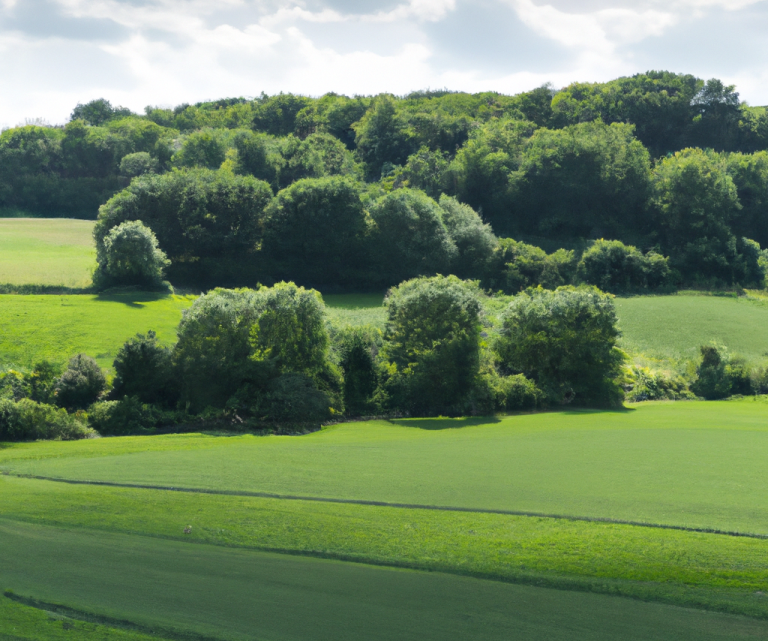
[0,219,95,288]
[5,401,767,534]
[0,519,765,641]
[0,293,195,369]
[1,475,767,618]
[0,593,165,641]
[615,293,768,362]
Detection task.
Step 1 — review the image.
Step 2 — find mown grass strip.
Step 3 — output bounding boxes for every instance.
[2,518,767,641]
[2,476,768,620]
[7,471,768,540]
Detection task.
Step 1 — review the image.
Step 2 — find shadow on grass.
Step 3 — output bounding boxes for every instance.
[389,416,503,430]
[95,291,174,308]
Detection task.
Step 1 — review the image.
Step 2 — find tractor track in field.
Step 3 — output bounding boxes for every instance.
[5,471,768,540]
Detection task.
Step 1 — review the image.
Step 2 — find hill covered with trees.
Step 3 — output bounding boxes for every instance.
[2,70,768,291]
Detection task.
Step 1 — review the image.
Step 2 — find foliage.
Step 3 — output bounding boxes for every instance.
[333,325,382,416]
[94,168,272,286]
[368,189,457,286]
[119,151,158,177]
[650,148,762,285]
[625,366,694,402]
[437,195,497,278]
[495,286,625,406]
[691,344,752,400]
[0,398,93,441]
[483,238,575,293]
[95,220,170,288]
[576,239,672,293]
[172,128,230,170]
[54,353,107,410]
[381,275,482,416]
[71,98,133,126]
[88,397,162,435]
[111,331,175,405]
[354,95,417,179]
[261,177,368,286]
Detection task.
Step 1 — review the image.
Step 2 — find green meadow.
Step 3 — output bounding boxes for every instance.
[3,403,768,636]
[0,219,96,288]
[0,293,195,369]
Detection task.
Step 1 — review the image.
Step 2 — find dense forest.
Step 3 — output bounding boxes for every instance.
[2,70,768,290]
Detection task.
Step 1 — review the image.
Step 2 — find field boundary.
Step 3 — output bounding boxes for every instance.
[6,471,767,540]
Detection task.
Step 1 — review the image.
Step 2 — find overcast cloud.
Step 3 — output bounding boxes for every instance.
[2,0,768,128]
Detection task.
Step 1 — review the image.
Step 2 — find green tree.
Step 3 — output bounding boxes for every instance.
[354,95,416,179]
[71,98,132,126]
[368,189,457,286]
[94,168,273,287]
[576,239,672,293]
[495,286,625,406]
[55,354,107,410]
[438,195,497,278]
[482,239,575,294]
[252,93,313,137]
[261,177,368,286]
[650,148,759,284]
[111,331,175,405]
[95,220,170,288]
[380,275,482,416]
[119,152,158,177]
[172,129,229,169]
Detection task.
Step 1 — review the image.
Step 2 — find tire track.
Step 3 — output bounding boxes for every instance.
[4,471,768,540]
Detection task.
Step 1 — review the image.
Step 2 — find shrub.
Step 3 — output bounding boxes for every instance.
[381,275,482,416]
[111,331,175,405]
[95,220,170,288]
[0,398,93,441]
[333,325,382,416]
[250,373,332,424]
[88,397,159,435]
[495,286,625,406]
[691,344,752,399]
[119,152,158,177]
[483,238,575,293]
[576,239,673,293]
[625,366,694,402]
[55,354,107,410]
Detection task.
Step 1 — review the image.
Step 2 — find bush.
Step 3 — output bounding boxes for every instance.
[250,373,332,424]
[495,286,625,406]
[483,239,575,293]
[691,344,752,399]
[174,283,340,417]
[95,220,170,288]
[381,275,482,416]
[55,354,107,410]
[119,152,158,177]
[111,331,175,405]
[0,398,93,441]
[333,325,382,416]
[576,239,673,293]
[88,397,160,435]
[625,366,694,402]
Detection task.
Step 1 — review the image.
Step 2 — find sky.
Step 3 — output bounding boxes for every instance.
[2,0,768,128]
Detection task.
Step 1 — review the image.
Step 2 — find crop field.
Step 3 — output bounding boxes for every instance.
[2,400,768,638]
[0,293,195,369]
[0,218,95,288]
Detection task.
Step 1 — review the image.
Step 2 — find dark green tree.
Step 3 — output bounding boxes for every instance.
[495,286,625,406]
[381,275,482,416]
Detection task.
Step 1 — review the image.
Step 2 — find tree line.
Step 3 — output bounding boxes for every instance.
[2,276,762,441]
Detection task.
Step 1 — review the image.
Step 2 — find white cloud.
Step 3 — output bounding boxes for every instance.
[2,0,768,128]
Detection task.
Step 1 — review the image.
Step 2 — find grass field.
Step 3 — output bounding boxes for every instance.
[0,219,95,288]
[1,516,767,640]
[7,401,763,533]
[0,293,195,369]
[615,293,768,362]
